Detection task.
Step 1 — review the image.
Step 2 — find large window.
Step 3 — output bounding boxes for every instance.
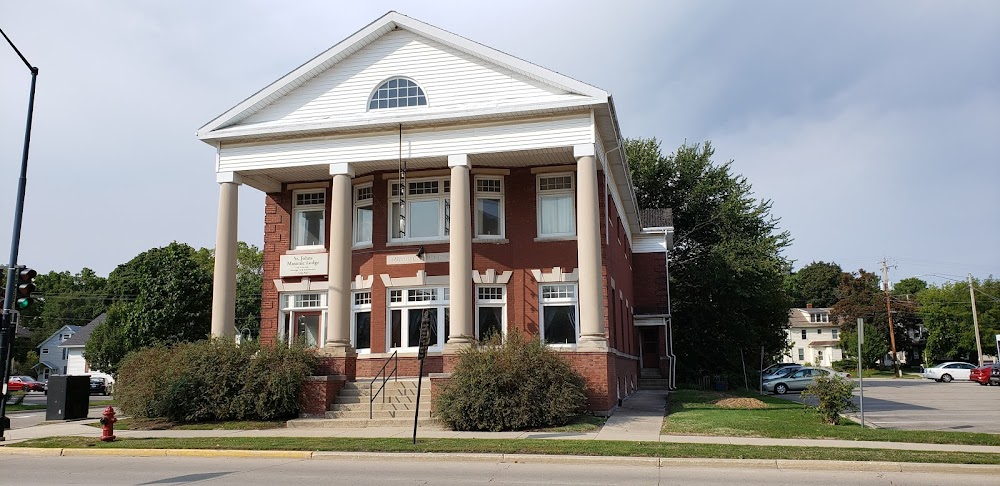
[389,178,450,242]
[539,284,578,345]
[354,184,373,246]
[368,77,427,110]
[810,312,829,323]
[387,286,450,352]
[352,291,371,353]
[292,190,325,249]
[476,286,505,341]
[475,177,504,239]
[537,174,575,238]
[279,293,326,348]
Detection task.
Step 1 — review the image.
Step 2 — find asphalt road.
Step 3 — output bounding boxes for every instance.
[0,455,997,485]
[786,378,1000,433]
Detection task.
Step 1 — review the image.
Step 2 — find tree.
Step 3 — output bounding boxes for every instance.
[830,269,923,367]
[787,261,842,308]
[893,277,927,299]
[625,138,791,378]
[235,242,263,336]
[918,278,999,363]
[85,242,213,375]
[839,323,889,369]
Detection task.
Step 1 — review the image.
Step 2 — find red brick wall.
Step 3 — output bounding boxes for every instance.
[299,375,346,417]
[633,253,668,315]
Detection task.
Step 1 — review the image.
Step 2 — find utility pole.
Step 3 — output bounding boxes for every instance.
[968,273,983,367]
[881,258,901,377]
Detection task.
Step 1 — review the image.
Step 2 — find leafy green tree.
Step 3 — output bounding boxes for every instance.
[839,323,889,369]
[625,138,791,377]
[830,269,922,367]
[893,277,927,299]
[918,278,999,363]
[85,242,213,375]
[787,261,842,308]
[235,242,263,336]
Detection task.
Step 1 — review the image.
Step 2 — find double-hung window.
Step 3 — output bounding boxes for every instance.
[476,286,505,341]
[810,312,829,323]
[800,329,807,340]
[389,178,450,242]
[352,291,371,353]
[831,328,839,340]
[354,184,373,246]
[292,190,325,249]
[537,174,575,238]
[387,286,450,352]
[539,284,578,345]
[475,177,504,238]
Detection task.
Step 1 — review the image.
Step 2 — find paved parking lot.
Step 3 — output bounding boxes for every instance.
[789,378,1000,433]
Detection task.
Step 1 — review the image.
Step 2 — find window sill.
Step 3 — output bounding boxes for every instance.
[473,238,508,244]
[352,243,373,250]
[286,247,327,255]
[386,239,448,247]
[534,236,577,243]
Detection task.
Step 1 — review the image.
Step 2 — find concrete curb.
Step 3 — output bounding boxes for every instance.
[3,447,1000,474]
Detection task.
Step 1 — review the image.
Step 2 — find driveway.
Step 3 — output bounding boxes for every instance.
[785,378,1000,433]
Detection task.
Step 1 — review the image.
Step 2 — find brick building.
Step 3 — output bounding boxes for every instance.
[198,12,674,416]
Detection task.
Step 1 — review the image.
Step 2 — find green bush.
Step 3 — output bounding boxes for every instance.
[116,338,316,422]
[831,359,858,372]
[802,375,857,425]
[434,333,586,431]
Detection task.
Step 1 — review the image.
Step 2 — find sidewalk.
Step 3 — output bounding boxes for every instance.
[4,390,1000,455]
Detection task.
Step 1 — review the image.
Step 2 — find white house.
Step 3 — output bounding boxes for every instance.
[59,313,115,385]
[783,306,843,367]
[34,325,80,380]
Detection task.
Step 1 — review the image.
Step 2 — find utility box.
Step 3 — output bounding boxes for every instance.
[46,375,90,420]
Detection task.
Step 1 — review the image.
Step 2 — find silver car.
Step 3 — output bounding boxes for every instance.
[763,367,849,395]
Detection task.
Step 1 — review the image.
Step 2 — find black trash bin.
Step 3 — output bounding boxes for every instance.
[46,375,90,420]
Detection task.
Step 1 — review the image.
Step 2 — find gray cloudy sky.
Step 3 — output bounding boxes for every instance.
[1,1,997,287]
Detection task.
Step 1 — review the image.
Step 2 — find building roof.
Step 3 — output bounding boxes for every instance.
[787,308,839,329]
[36,325,81,349]
[33,360,58,370]
[808,341,840,347]
[60,313,107,347]
[639,208,673,229]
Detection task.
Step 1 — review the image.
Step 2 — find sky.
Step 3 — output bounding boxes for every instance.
[1,1,997,288]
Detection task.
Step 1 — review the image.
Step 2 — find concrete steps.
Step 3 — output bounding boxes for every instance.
[289,378,440,428]
[638,378,669,389]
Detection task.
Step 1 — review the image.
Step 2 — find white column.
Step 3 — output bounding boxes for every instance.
[574,144,608,350]
[325,163,355,355]
[211,173,241,338]
[446,154,475,351]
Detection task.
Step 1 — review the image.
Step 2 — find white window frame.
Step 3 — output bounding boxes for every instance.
[292,189,326,250]
[278,292,327,348]
[536,173,576,238]
[387,177,450,243]
[353,183,374,247]
[41,347,48,355]
[538,283,580,346]
[386,285,450,353]
[800,329,807,340]
[810,312,829,323]
[351,291,372,354]
[474,176,505,239]
[798,348,804,360]
[832,328,839,340]
[475,285,506,341]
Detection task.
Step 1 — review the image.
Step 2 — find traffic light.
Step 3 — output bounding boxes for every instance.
[15,267,36,310]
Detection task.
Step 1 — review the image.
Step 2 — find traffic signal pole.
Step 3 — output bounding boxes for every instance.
[0,26,38,441]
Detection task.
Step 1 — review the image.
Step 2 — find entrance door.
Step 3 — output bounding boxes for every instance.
[640,327,661,369]
[291,311,322,347]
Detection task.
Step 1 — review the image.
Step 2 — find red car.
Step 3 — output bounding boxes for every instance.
[971,365,992,385]
[7,376,45,392]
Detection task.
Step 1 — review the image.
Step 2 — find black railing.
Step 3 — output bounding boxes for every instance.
[369,350,398,419]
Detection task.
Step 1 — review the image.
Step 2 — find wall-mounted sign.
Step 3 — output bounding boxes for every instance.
[386,252,449,265]
[280,253,328,277]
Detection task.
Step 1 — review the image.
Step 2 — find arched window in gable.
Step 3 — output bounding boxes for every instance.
[368,77,428,110]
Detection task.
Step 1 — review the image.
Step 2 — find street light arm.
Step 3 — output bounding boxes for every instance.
[0,27,36,71]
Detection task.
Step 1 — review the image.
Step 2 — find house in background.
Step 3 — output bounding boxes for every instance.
[783,305,842,367]
[198,11,675,417]
[34,325,80,380]
[59,313,115,386]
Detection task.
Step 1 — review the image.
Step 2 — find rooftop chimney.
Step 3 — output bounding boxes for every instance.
[806,303,813,309]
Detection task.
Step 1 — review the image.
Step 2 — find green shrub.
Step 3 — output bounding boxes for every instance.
[434,333,586,431]
[116,338,316,422]
[802,375,857,424]
[831,359,857,372]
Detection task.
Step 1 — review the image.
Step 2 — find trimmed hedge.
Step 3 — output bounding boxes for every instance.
[116,338,316,422]
[434,333,586,431]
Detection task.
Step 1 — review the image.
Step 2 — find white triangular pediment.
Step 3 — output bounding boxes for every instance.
[199,12,607,139]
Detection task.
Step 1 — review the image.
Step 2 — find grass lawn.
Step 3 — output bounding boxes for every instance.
[662,388,1000,446]
[860,369,921,379]
[83,418,285,431]
[534,414,606,433]
[11,436,1000,465]
[5,404,46,412]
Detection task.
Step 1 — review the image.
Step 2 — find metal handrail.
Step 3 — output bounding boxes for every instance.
[369,350,398,419]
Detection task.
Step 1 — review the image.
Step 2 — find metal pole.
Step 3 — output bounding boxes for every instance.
[881,260,901,377]
[412,358,426,445]
[968,274,983,367]
[857,318,865,429]
[0,29,38,438]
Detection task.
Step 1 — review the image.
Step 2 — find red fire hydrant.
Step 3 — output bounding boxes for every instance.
[99,406,117,442]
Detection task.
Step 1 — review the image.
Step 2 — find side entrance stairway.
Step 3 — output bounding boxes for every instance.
[287,378,442,428]
[638,368,669,390]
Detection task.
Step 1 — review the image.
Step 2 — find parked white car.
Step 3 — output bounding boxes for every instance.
[922,362,977,382]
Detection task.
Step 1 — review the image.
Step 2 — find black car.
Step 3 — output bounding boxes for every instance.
[991,364,1000,386]
[89,377,108,395]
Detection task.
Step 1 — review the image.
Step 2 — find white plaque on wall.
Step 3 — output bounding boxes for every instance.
[386,252,450,265]
[280,253,329,277]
